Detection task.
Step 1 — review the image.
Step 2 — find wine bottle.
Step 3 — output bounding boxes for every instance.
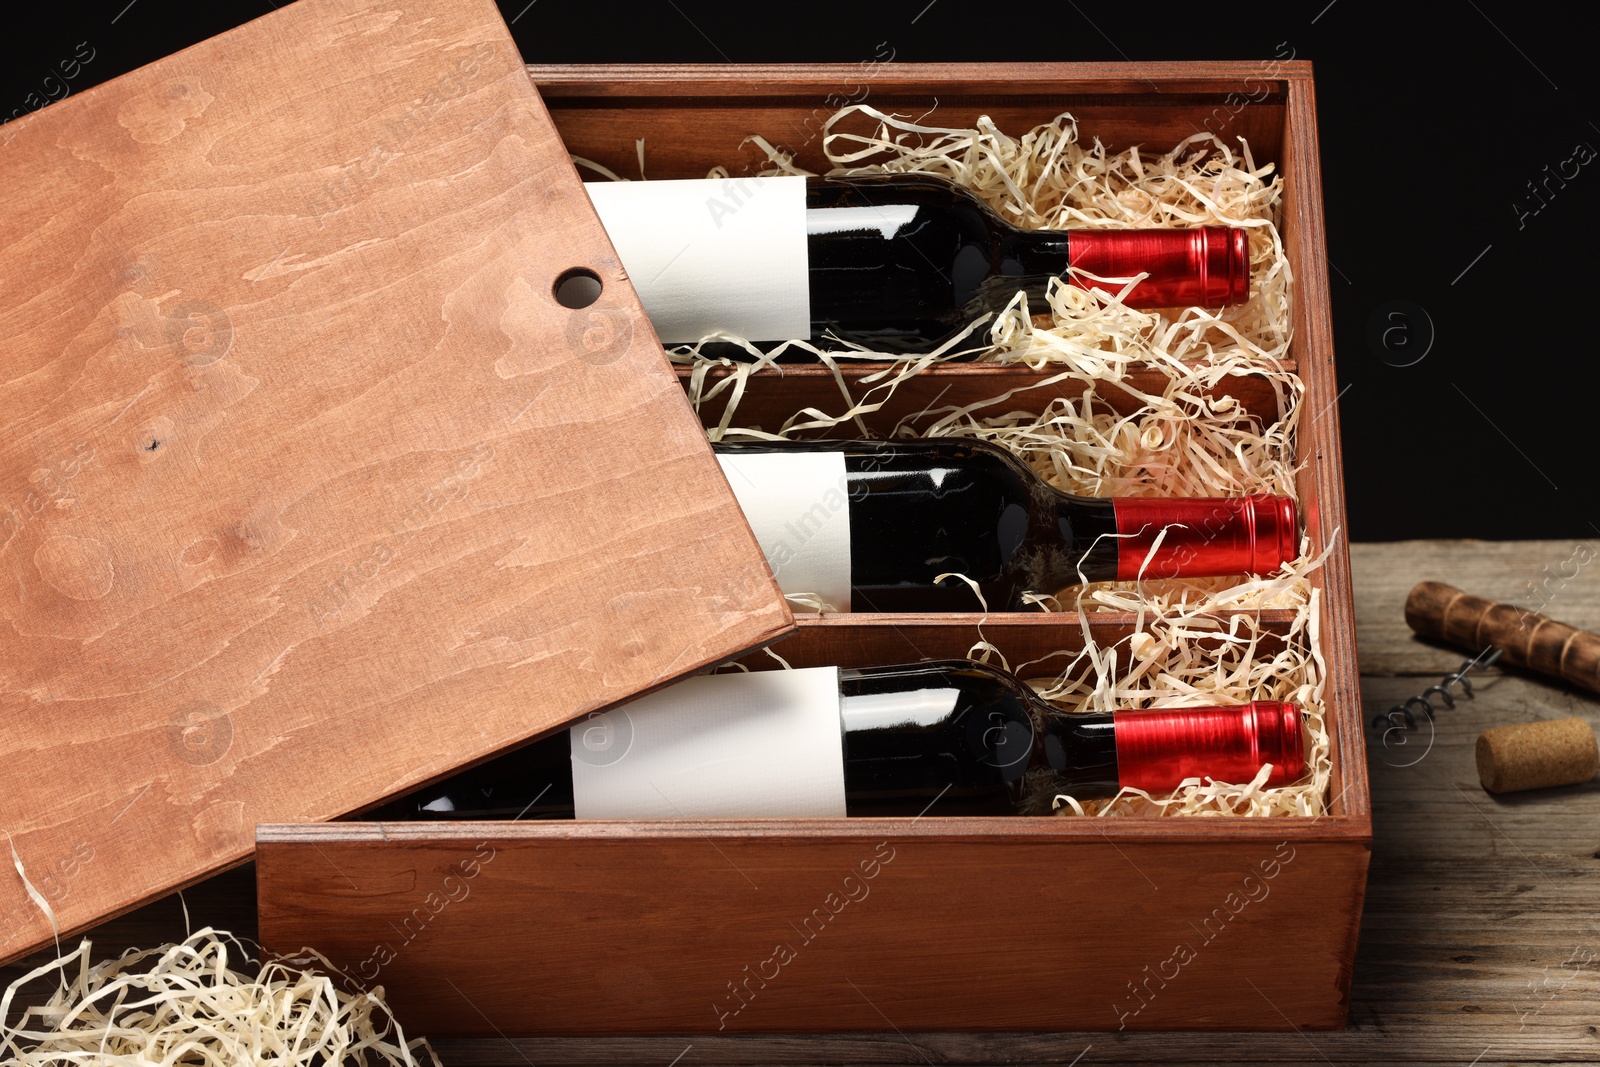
[583,173,1249,355]
[378,660,1305,820]
[712,438,1297,612]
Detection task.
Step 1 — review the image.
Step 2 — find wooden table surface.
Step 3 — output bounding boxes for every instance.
[5,540,1599,1066]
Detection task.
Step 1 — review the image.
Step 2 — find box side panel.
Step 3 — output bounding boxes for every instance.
[528,64,1287,181]
[1278,74,1367,818]
[258,833,1368,1035]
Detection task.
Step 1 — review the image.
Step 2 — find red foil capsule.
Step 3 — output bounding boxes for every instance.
[1114,701,1305,792]
[1067,226,1250,308]
[1113,496,1298,581]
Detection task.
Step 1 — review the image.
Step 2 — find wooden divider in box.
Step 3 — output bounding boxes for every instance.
[745,611,1295,668]
[530,65,1288,180]
[682,360,1295,436]
[256,62,1368,1038]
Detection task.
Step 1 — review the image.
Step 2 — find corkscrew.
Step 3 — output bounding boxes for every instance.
[1370,647,1503,732]
[1375,575,1600,732]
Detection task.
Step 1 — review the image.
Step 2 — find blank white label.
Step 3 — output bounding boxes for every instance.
[583,176,811,344]
[570,666,847,819]
[716,451,851,612]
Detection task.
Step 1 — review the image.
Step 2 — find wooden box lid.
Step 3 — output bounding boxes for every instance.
[0,0,793,964]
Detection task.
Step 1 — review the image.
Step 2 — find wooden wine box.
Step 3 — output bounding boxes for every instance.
[0,0,1366,1037]
[251,60,1371,1036]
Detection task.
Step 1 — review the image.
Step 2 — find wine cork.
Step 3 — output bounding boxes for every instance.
[1475,718,1600,794]
[1404,581,1600,696]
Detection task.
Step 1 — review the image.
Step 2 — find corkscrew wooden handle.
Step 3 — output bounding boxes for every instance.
[1404,581,1600,696]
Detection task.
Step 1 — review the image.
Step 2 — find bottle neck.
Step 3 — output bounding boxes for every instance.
[999,226,1255,310]
[996,229,1076,302]
[1035,489,1120,592]
[998,227,1075,278]
[1109,496,1299,581]
[1062,227,1252,308]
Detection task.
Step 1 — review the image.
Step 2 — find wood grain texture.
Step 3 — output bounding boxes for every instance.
[0,0,793,966]
[528,63,1289,181]
[1273,67,1368,828]
[255,829,1366,1036]
[8,541,1596,1063]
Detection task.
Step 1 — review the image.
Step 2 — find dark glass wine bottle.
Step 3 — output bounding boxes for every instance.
[583,173,1249,356]
[712,438,1297,612]
[375,660,1304,820]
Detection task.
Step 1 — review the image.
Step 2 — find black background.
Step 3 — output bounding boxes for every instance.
[3,1,1592,543]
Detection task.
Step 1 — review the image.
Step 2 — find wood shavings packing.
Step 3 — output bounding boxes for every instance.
[0,928,435,1067]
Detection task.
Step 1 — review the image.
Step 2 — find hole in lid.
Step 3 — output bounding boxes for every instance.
[553,268,603,309]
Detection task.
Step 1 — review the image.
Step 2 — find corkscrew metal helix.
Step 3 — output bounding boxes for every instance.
[1370,646,1503,732]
